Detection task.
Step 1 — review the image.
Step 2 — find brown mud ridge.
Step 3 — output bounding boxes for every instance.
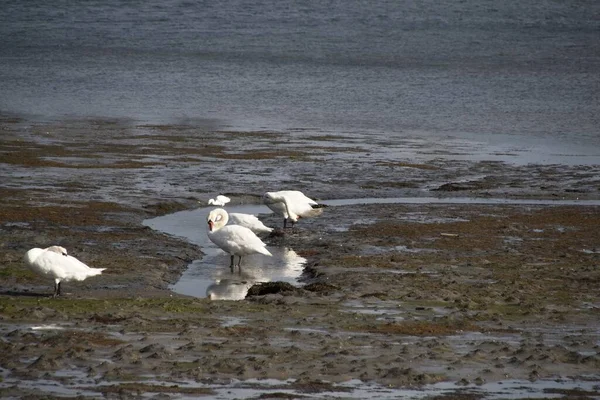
[0,116,599,398]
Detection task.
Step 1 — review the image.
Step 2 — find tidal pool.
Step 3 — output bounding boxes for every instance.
[144,197,600,300]
[143,204,306,299]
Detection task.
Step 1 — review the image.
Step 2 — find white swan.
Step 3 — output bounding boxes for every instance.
[262,190,322,228]
[24,246,106,297]
[207,208,272,269]
[208,195,231,206]
[228,213,273,235]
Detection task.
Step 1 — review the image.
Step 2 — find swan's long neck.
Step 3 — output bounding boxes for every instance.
[264,192,297,220]
[279,195,298,221]
[209,209,229,232]
[219,211,229,227]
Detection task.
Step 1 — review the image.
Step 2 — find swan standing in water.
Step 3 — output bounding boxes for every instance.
[24,246,106,297]
[208,195,231,206]
[262,190,323,228]
[207,208,272,269]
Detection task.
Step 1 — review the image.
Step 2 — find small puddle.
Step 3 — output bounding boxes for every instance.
[143,197,600,300]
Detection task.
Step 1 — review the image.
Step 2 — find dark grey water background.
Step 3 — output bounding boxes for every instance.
[1,0,599,159]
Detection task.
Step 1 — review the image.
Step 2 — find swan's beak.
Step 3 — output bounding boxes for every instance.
[208,220,214,231]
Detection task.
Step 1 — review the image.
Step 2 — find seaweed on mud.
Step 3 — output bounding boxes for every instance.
[280,379,352,394]
[303,282,340,295]
[0,200,129,224]
[246,282,300,297]
[254,392,311,398]
[0,297,209,321]
[41,330,125,347]
[142,201,191,216]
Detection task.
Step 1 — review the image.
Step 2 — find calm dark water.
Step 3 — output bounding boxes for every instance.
[1,0,599,151]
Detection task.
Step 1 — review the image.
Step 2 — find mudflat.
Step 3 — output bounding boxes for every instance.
[1,116,599,399]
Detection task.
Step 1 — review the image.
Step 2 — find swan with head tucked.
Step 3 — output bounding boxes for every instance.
[208,195,231,206]
[228,213,273,235]
[262,190,322,228]
[207,208,272,269]
[24,246,106,297]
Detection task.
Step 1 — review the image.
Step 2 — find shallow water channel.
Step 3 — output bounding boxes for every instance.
[143,204,305,299]
[143,196,600,300]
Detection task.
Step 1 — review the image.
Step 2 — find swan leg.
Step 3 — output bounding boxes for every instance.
[283,218,287,229]
[229,256,242,273]
[53,279,61,297]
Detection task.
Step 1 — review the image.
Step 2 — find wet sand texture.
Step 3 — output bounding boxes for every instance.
[0,117,599,398]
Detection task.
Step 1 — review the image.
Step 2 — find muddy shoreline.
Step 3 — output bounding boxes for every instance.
[1,115,599,399]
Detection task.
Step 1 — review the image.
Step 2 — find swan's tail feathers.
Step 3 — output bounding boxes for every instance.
[260,247,273,257]
[85,267,106,278]
[256,226,274,234]
[302,207,324,218]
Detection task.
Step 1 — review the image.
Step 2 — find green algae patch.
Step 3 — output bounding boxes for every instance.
[0,199,129,224]
[42,330,125,347]
[0,297,210,321]
[0,262,40,283]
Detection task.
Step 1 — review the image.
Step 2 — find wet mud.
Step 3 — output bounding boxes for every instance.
[0,115,599,398]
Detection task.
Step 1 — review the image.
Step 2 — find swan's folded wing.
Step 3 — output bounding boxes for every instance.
[224,226,272,256]
[287,191,317,206]
[229,213,273,234]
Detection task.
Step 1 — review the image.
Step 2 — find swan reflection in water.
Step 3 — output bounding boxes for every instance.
[206,247,306,300]
[206,279,254,300]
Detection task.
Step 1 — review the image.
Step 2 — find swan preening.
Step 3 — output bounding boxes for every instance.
[204,190,320,272]
[208,195,231,206]
[207,208,272,269]
[24,246,105,297]
[202,196,274,235]
[262,190,322,228]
